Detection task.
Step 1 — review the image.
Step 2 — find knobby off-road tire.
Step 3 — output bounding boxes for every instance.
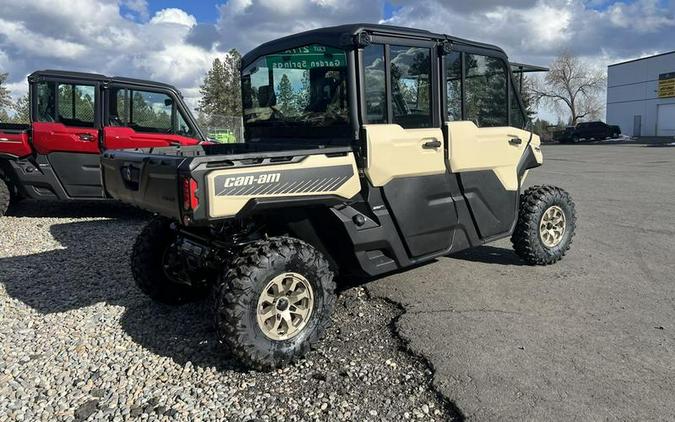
[0,178,10,216]
[131,217,208,305]
[511,185,576,265]
[213,237,336,370]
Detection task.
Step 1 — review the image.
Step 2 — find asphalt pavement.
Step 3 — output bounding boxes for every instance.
[367,144,675,421]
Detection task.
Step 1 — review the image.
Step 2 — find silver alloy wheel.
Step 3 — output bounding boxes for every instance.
[256,273,314,341]
[539,205,566,248]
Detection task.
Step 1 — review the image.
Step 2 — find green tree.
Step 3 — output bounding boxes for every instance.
[199,58,226,118]
[531,118,554,141]
[294,71,310,112]
[198,49,242,126]
[223,49,242,116]
[276,74,295,115]
[513,74,537,122]
[0,73,13,119]
[12,94,30,124]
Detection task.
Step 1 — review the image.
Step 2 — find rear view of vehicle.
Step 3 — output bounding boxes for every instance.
[103,24,577,371]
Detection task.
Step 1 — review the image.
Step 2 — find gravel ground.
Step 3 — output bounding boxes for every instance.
[0,201,455,421]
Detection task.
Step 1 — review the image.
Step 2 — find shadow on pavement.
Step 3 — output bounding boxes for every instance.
[0,219,243,372]
[6,199,149,219]
[450,245,527,266]
[545,137,674,146]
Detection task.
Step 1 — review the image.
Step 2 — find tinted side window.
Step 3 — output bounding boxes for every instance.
[445,51,462,121]
[465,54,507,127]
[36,82,56,123]
[132,90,172,132]
[362,44,386,124]
[390,46,432,128]
[111,88,173,133]
[113,88,129,124]
[176,110,195,138]
[56,83,96,127]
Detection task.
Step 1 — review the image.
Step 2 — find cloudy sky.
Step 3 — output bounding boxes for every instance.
[1,0,674,118]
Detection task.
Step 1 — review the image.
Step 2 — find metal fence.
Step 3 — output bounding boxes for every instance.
[202,114,244,143]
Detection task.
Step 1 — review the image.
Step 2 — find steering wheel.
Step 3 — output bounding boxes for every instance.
[270,106,284,119]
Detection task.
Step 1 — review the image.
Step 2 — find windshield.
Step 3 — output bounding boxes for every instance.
[242,44,350,136]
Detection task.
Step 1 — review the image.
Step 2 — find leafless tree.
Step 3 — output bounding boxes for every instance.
[532,51,606,125]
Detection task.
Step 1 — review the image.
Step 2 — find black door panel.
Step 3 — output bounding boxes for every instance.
[48,152,104,198]
[459,170,518,239]
[382,174,459,257]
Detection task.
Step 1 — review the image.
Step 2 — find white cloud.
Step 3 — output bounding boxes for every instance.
[0,0,214,110]
[0,0,384,110]
[0,0,673,123]
[0,19,88,59]
[216,0,385,52]
[149,8,197,27]
[383,0,674,67]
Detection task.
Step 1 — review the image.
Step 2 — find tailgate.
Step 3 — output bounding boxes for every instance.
[0,125,31,157]
[201,152,361,219]
[101,150,184,219]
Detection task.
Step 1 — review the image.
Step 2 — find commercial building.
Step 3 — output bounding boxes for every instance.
[606,51,675,137]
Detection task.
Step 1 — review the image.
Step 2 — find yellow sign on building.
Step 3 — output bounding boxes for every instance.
[658,72,675,98]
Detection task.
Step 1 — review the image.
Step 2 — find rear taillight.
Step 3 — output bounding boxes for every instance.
[182,177,199,211]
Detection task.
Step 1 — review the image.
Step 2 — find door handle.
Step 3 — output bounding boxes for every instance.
[508,137,522,145]
[422,140,442,149]
[78,133,95,142]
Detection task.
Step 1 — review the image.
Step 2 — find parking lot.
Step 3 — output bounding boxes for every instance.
[370,143,675,420]
[1,143,674,421]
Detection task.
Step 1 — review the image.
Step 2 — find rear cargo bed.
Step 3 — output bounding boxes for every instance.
[101,143,358,222]
[0,123,32,158]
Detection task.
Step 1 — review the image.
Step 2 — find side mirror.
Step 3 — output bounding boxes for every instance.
[164,98,173,107]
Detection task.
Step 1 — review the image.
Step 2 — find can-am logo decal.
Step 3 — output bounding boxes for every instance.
[222,173,280,188]
[214,165,354,197]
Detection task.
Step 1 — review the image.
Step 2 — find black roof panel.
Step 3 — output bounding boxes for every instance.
[28,69,179,93]
[242,23,508,67]
[510,62,549,73]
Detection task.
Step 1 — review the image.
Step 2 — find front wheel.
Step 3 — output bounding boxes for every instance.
[212,237,336,370]
[131,217,209,304]
[511,185,576,265]
[0,178,10,216]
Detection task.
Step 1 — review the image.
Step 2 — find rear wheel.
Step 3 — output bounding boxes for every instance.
[212,237,336,370]
[511,185,576,265]
[0,178,9,216]
[131,217,208,304]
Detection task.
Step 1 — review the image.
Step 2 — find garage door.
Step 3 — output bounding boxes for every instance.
[657,103,675,136]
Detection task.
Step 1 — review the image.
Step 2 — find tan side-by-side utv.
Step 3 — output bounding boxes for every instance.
[102,24,576,370]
